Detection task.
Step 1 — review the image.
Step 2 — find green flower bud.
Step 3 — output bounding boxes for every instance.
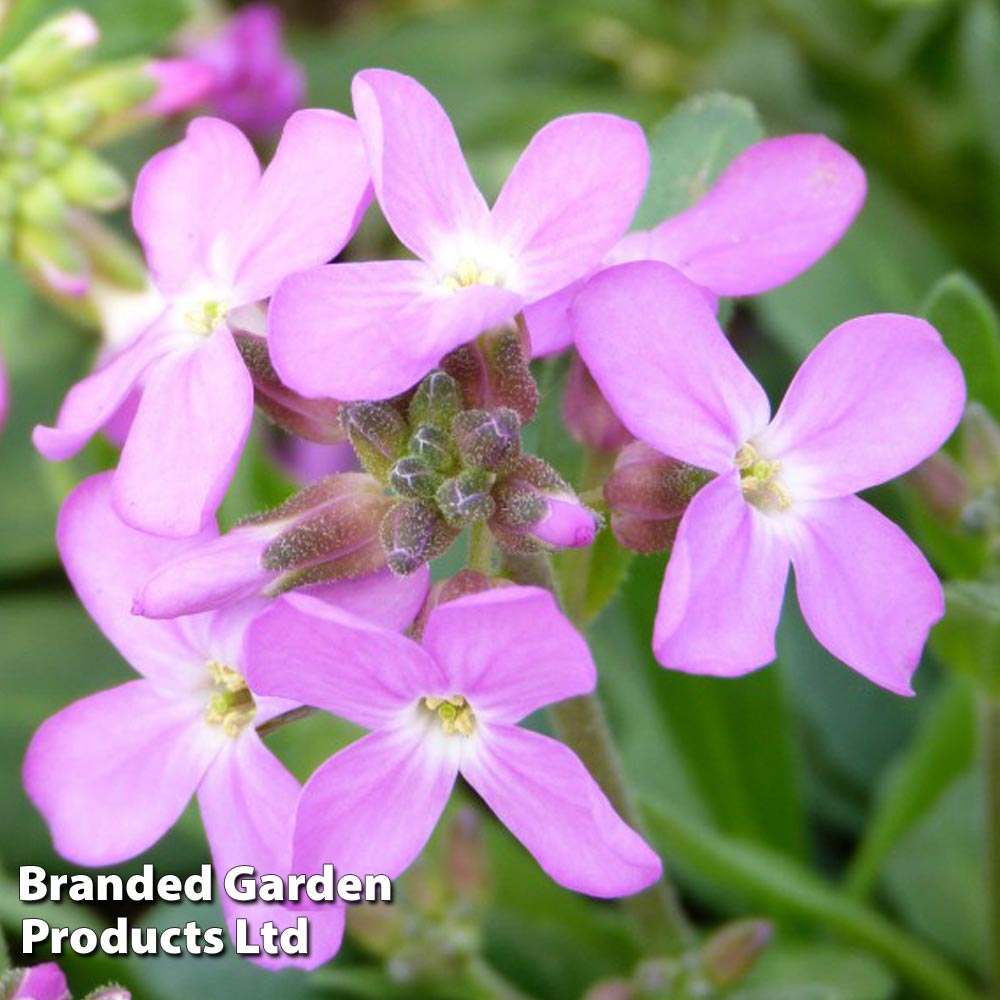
[34,135,71,172]
[16,224,88,296]
[389,456,441,499]
[18,176,67,227]
[55,148,128,210]
[408,370,461,431]
[380,500,459,575]
[435,468,496,526]
[39,93,100,140]
[343,402,409,481]
[61,59,157,118]
[409,424,456,473]
[701,919,772,987]
[6,11,100,92]
[453,407,520,472]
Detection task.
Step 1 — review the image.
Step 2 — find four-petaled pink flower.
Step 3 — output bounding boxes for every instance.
[268,68,649,402]
[526,133,866,355]
[246,587,663,897]
[34,111,371,537]
[571,261,965,694]
[22,474,421,967]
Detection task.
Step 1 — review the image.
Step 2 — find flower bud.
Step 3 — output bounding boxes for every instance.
[907,452,968,525]
[453,407,520,472]
[16,225,89,297]
[233,323,344,444]
[135,474,391,616]
[18,177,66,228]
[380,500,460,575]
[411,568,503,638]
[701,919,772,987]
[408,370,461,432]
[408,424,456,473]
[143,58,215,116]
[563,352,632,452]
[66,213,148,290]
[435,468,497,526]
[6,11,99,91]
[441,325,538,422]
[582,982,635,1000]
[491,456,598,553]
[962,402,1000,491]
[343,401,409,480]
[54,148,129,210]
[603,442,711,553]
[59,60,158,123]
[389,456,440,499]
[83,984,131,1000]
[38,92,100,140]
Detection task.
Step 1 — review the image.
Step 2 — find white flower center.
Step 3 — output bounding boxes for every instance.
[204,660,256,737]
[736,442,791,513]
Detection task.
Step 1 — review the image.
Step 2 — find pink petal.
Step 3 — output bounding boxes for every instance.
[522,281,580,357]
[33,327,166,461]
[306,564,430,632]
[640,135,866,296]
[198,734,344,970]
[653,471,790,676]
[114,327,254,536]
[145,58,215,116]
[269,260,521,402]
[132,117,260,294]
[24,681,219,866]
[759,314,966,500]
[790,495,942,695]
[461,725,661,897]
[228,109,372,303]
[571,261,770,471]
[421,587,595,723]
[293,727,456,882]
[492,114,648,302]
[245,594,443,728]
[351,69,490,263]
[57,473,215,684]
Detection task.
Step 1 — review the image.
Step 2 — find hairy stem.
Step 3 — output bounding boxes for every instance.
[982,695,1000,1000]
[257,705,318,738]
[468,520,495,576]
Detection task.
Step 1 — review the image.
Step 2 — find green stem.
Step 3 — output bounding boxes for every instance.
[644,800,980,1000]
[468,520,495,576]
[982,695,1000,1000]
[464,956,535,1000]
[504,549,694,956]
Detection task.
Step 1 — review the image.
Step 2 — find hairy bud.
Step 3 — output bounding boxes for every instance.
[490,455,598,553]
[453,407,520,472]
[380,500,459,575]
[408,370,461,432]
[562,352,632,452]
[408,424,457,473]
[604,442,711,552]
[701,919,772,987]
[436,468,497,526]
[343,402,409,480]
[389,455,440,499]
[411,568,502,639]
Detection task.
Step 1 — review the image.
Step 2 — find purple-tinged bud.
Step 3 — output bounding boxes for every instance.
[343,401,409,480]
[135,474,391,616]
[701,919,772,987]
[144,58,215,116]
[408,424,456,473]
[389,456,440,499]
[17,225,89,297]
[453,407,520,472]
[563,352,632,453]
[3,962,71,1000]
[347,902,402,959]
[83,984,131,1000]
[441,325,538,423]
[435,468,497,526]
[233,322,344,444]
[408,370,461,432]
[411,568,503,638]
[6,11,99,91]
[962,402,1000,491]
[380,500,459,576]
[604,441,711,553]
[907,452,968,525]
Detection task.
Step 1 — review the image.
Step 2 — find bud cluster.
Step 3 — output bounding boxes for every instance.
[344,358,599,576]
[0,10,158,304]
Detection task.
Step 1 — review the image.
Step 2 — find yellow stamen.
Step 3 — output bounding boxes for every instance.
[185,299,227,335]
[736,443,791,513]
[442,259,500,291]
[205,660,256,737]
[423,694,476,737]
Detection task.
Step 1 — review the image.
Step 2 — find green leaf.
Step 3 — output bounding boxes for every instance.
[932,580,1000,696]
[733,943,895,1000]
[618,558,808,858]
[882,772,987,976]
[633,92,764,229]
[922,273,1000,425]
[844,679,976,898]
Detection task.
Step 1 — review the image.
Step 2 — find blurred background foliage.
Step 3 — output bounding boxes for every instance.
[1,0,998,998]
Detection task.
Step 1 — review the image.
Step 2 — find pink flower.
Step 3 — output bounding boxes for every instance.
[183,3,305,137]
[245,588,663,897]
[269,69,649,402]
[22,474,363,969]
[145,58,215,116]
[571,261,965,694]
[34,112,371,536]
[7,963,71,1000]
[527,134,866,355]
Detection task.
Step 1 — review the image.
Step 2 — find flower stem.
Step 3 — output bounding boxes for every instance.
[982,694,1000,1000]
[257,705,318,737]
[468,520,494,576]
[503,549,694,956]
